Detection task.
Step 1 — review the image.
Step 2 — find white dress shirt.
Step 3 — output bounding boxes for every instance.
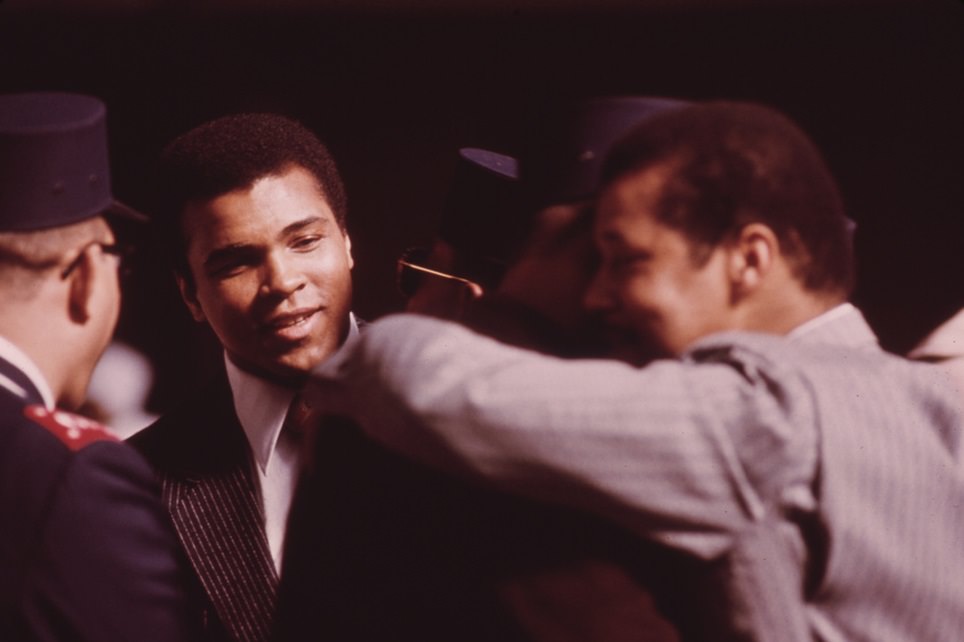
[0,334,55,408]
[225,313,360,574]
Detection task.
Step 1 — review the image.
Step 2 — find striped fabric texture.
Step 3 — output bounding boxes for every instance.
[131,374,278,642]
[161,459,277,642]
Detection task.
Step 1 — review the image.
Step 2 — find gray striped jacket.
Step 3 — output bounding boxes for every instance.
[310,306,964,641]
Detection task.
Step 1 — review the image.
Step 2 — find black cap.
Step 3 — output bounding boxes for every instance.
[522,96,689,210]
[437,148,522,276]
[0,92,145,232]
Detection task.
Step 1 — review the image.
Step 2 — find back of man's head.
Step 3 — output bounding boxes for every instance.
[0,92,135,408]
[155,113,347,279]
[0,218,109,299]
[602,101,854,298]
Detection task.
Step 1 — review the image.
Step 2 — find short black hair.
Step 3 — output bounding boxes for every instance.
[602,101,855,297]
[154,112,347,278]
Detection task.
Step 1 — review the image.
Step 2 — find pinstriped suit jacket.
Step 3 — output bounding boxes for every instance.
[310,307,964,641]
[130,371,277,642]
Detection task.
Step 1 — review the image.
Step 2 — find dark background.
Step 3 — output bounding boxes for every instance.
[2,0,962,412]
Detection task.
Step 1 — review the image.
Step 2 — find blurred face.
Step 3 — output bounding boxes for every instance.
[178,165,354,384]
[498,202,602,336]
[585,166,733,362]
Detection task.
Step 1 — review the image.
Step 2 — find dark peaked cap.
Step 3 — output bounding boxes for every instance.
[438,147,521,268]
[522,96,689,210]
[0,92,144,232]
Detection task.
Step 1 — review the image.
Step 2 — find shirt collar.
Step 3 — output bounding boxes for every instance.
[786,302,879,349]
[225,356,294,475]
[342,311,361,346]
[226,312,361,473]
[0,334,56,409]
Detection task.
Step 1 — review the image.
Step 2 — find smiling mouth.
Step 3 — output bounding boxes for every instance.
[261,308,323,337]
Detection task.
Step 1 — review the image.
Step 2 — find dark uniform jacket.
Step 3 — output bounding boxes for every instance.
[0,354,196,642]
[129,369,276,642]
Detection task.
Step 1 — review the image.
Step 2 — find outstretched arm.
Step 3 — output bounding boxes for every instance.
[309,315,816,560]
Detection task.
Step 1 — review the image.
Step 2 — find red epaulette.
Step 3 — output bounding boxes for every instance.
[24,405,119,452]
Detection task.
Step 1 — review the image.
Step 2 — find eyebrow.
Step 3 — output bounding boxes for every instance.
[202,244,256,271]
[201,216,328,269]
[279,216,327,239]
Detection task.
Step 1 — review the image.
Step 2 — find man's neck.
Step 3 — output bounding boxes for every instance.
[224,354,307,390]
[741,280,844,337]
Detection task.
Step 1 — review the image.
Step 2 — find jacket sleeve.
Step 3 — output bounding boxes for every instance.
[309,315,819,561]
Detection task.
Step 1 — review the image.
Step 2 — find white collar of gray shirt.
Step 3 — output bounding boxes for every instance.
[786,302,878,350]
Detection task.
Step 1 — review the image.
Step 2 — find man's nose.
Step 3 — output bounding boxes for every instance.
[260,251,304,297]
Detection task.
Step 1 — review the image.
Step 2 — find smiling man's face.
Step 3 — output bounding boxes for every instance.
[177,164,354,384]
[586,164,732,362]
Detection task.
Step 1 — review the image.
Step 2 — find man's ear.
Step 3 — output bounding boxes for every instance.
[176,272,207,322]
[66,248,96,324]
[343,232,354,270]
[727,223,778,298]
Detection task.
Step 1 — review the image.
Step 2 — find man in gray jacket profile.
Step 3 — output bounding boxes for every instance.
[307,101,964,641]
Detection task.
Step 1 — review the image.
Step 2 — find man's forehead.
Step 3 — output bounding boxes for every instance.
[189,214,331,261]
[185,169,334,230]
[609,161,676,205]
[596,161,678,228]
[594,184,649,236]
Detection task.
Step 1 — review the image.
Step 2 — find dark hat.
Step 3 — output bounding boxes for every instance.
[0,92,145,232]
[437,148,522,274]
[522,96,689,210]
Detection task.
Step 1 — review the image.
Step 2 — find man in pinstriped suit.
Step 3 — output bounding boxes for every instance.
[130,113,358,642]
[306,102,964,640]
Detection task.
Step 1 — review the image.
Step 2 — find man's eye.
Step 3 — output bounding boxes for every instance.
[208,260,248,278]
[610,255,638,268]
[291,235,322,251]
[607,254,649,275]
[206,252,258,278]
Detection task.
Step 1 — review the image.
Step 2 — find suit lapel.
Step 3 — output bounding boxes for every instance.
[161,377,279,642]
